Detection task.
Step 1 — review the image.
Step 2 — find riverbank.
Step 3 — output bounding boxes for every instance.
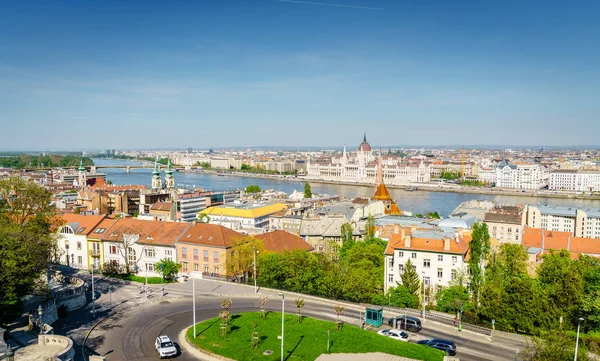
[181,169,600,201]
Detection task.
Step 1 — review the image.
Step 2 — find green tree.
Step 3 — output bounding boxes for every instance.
[468,222,490,308]
[365,215,376,242]
[304,182,312,198]
[245,185,261,193]
[155,258,181,280]
[226,237,265,283]
[519,331,590,361]
[339,222,355,260]
[400,259,421,295]
[0,178,60,321]
[374,285,419,308]
[435,285,472,314]
[241,164,251,171]
[427,212,441,219]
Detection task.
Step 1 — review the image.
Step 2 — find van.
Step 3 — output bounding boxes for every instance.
[388,315,422,332]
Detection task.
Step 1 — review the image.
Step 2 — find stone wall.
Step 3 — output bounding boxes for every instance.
[38,334,75,361]
[53,277,87,312]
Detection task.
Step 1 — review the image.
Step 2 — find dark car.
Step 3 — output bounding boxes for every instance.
[417,338,457,356]
[387,315,422,332]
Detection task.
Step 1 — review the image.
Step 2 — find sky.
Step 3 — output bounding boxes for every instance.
[1,0,599,150]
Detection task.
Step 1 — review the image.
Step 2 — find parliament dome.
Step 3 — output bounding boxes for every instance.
[358,133,371,152]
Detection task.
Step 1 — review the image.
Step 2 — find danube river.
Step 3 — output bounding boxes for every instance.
[94,159,600,217]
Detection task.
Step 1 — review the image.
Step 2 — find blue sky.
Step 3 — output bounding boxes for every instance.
[1,0,599,150]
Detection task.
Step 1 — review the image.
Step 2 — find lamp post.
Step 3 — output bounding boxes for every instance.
[253,247,258,293]
[278,292,285,361]
[91,263,96,318]
[574,317,584,361]
[192,276,196,338]
[421,271,426,322]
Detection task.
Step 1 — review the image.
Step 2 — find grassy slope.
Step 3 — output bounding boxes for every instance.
[187,312,444,361]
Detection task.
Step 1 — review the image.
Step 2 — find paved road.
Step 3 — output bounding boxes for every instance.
[80,279,524,361]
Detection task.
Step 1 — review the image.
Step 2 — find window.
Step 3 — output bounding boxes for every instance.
[182,262,188,272]
[411,252,417,259]
[204,250,209,262]
[165,250,172,256]
[204,265,209,273]
[437,255,443,262]
[127,247,136,264]
[145,248,155,258]
[437,268,443,278]
[77,242,82,250]
[451,269,457,280]
[214,251,219,263]
[215,266,220,274]
[388,274,394,283]
[388,258,394,268]
[423,276,430,286]
[452,256,457,263]
[60,226,74,234]
[193,249,199,261]
[181,247,187,259]
[423,259,430,268]
[398,264,404,273]
[399,251,404,258]
[508,228,512,233]
[110,245,117,254]
[146,263,154,271]
[78,256,83,265]
[194,263,199,271]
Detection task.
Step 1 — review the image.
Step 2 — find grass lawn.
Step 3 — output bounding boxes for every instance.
[187,312,444,361]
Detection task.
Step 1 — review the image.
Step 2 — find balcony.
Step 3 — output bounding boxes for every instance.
[90,250,101,257]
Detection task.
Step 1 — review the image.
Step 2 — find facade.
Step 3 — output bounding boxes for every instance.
[176,223,244,277]
[58,214,106,269]
[477,167,497,184]
[384,226,472,293]
[549,170,600,192]
[495,160,547,189]
[178,191,210,222]
[484,205,526,244]
[199,201,288,231]
[306,134,431,184]
[300,215,366,254]
[526,205,600,239]
[87,218,118,270]
[269,213,302,235]
[99,218,189,277]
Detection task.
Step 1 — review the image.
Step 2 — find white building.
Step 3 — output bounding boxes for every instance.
[199,201,288,231]
[307,134,431,184]
[526,205,600,239]
[178,191,209,222]
[57,214,106,270]
[477,167,497,184]
[495,160,547,189]
[549,170,600,192]
[484,205,526,244]
[99,218,189,277]
[384,226,471,294]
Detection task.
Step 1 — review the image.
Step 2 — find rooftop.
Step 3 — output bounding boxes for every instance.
[178,223,244,248]
[256,230,313,253]
[99,218,189,246]
[200,202,287,219]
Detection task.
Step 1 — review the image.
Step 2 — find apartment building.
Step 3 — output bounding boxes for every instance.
[549,170,600,192]
[484,205,526,244]
[178,191,209,222]
[384,226,472,293]
[526,205,600,239]
[495,160,547,189]
[57,214,106,269]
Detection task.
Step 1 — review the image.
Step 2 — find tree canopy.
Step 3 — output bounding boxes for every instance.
[304,182,312,198]
[245,185,261,193]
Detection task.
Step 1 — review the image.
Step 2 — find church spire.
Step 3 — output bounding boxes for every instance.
[152,156,160,176]
[376,156,383,186]
[363,132,367,142]
[164,158,175,188]
[78,159,85,172]
[152,156,163,189]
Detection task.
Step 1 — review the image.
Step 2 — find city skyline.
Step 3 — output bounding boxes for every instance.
[1,0,599,149]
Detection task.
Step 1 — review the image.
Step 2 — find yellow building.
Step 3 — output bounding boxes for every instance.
[199,202,287,230]
[86,218,118,269]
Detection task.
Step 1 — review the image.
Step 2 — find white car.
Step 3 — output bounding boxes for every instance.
[377,329,409,342]
[155,335,177,358]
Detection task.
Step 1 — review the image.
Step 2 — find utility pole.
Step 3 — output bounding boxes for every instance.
[193,277,196,338]
[91,264,96,318]
[253,247,258,293]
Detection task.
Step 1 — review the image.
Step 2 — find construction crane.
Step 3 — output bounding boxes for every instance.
[461,148,465,181]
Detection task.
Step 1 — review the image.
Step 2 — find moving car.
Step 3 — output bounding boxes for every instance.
[376,329,409,341]
[416,338,457,356]
[387,315,422,332]
[155,335,177,359]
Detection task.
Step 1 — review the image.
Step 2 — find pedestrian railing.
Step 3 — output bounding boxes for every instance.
[383,306,493,336]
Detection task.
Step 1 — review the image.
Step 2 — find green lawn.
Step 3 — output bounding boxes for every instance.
[186,312,444,361]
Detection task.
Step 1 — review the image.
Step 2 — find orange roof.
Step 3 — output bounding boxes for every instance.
[150,202,174,212]
[100,218,189,246]
[61,213,106,236]
[373,183,393,200]
[385,231,470,256]
[522,227,600,256]
[256,230,313,253]
[178,223,244,248]
[88,218,119,239]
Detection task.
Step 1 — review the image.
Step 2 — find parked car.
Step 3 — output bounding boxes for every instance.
[417,338,457,356]
[387,315,422,332]
[155,335,177,359]
[377,329,409,341]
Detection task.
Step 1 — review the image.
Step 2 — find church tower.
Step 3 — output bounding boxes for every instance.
[164,159,175,189]
[151,157,163,189]
[77,159,87,188]
[373,156,402,215]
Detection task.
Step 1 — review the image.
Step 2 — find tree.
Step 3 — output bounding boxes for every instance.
[334,305,344,331]
[468,222,490,307]
[427,212,440,219]
[365,215,376,242]
[373,285,419,308]
[155,258,181,281]
[400,259,421,295]
[241,163,251,171]
[114,231,146,275]
[245,185,261,193]
[519,331,590,361]
[0,177,61,321]
[435,285,472,314]
[226,237,265,283]
[339,222,355,260]
[303,182,312,198]
[295,298,305,323]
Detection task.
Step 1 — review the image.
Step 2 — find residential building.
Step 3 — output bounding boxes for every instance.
[256,230,313,253]
[176,223,244,277]
[269,212,302,235]
[484,205,526,244]
[526,205,600,239]
[100,218,189,277]
[178,191,210,222]
[477,167,496,184]
[384,226,472,293]
[549,170,600,192]
[199,201,287,231]
[57,214,106,269]
[87,218,118,270]
[299,215,365,254]
[522,227,600,260]
[495,160,547,189]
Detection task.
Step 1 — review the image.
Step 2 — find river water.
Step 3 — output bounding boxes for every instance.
[93,159,600,217]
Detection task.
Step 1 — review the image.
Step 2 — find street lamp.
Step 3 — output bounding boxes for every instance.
[91,263,96,318]
[278,292,285,361]
[253,247,259,293]
[421,271,426,322]
[574,317,584,361]
[192,276,196,338]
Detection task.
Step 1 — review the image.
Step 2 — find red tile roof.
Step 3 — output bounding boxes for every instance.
[99,218,189,246]
[61,213,106,236]
[256,230,313,253]
[88,218,119,238]
[385,231,471,256]
[178,223,245,248]
[522,227,600,257]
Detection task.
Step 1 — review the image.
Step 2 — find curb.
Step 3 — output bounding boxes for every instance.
[178,326,236,361]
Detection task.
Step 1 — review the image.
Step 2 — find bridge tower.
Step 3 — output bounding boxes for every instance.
[164,159,175,189]
[151,157,163,189]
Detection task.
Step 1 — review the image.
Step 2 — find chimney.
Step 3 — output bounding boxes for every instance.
[444,237,451,251]
[400,228,406,241]
[410,225,417,233]
[393,224,400,234]
[404,235,411,248]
